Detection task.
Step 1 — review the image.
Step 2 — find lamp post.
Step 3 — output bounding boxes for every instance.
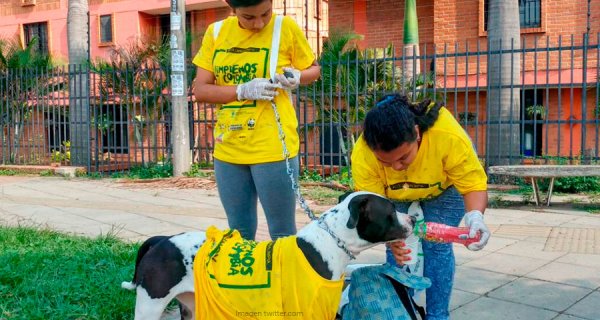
[170,0,191,176]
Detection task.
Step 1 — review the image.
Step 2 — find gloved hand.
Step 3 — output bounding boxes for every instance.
[273,67,301,90]
[236,78,282,101]
[463,210,490,251]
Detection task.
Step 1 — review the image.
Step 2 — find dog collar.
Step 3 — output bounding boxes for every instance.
[317,216,356,260]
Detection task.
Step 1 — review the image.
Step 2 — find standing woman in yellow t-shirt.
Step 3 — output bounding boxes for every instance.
[351,94,490,320]
[192,0,320,240]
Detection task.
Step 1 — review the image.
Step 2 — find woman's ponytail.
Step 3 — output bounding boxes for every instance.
[409,99,442,133]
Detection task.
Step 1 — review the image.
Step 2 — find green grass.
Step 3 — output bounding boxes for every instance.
[110,162,173,180]
[38,170,55,177]
[300,185,345,206]
[0,170,18,176]
[185,162,213,178]
[0,226,138,320]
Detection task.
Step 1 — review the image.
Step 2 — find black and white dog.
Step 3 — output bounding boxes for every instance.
[121,191,416,319]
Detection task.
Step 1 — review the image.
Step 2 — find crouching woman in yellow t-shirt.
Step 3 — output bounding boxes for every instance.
[192,0,321,241]
[351,94,491,320]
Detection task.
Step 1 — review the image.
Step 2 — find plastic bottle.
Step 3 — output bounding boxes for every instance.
[413,222,481,246]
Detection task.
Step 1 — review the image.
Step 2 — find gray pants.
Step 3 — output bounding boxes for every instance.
[214,156,299,240]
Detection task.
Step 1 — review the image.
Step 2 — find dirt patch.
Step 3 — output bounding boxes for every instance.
[116,177,217,190]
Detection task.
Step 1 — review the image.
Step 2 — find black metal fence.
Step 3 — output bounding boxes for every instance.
[1,35,599,176]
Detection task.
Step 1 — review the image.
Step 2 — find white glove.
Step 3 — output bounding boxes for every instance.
[463,210,490,251]
[236,78,282,101]
[273,67,301,90]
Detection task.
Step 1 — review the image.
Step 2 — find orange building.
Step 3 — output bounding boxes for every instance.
[2,0,598,168]
[0,0,328,62]
[328,0,600,161]
[0,0,329,169]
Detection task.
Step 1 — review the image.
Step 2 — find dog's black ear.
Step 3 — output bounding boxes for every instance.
[346,194,369,229]
[338,191,354,203]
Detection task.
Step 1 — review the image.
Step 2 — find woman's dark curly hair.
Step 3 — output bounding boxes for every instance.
[226,0,270,8]
[363,94,442,152]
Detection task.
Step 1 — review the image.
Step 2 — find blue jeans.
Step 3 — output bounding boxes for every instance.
[386,187,465,320]
[214,157,298,240]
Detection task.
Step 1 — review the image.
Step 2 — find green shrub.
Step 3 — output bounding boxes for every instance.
[185,162,213,178]
[0,169,17,176]
[539,176,600,193]
[300,169,324,182]
[125,162,173,179]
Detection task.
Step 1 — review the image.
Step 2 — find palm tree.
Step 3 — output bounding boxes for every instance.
[89,36,186,165]
[304,30,399,165]
[0,37,54,163]
[403,0,420,79]
[402,1,438,103]
[67,0,90,166]
[486,0,521,165]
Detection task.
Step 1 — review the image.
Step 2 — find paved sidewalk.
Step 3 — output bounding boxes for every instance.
[1,176,599,320]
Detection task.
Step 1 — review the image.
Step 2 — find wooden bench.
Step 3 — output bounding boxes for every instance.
[487,165,600,206]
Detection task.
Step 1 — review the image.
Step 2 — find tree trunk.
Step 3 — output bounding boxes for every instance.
[487,0,521,166]
[67,0,90,166]
[403,0,420,82]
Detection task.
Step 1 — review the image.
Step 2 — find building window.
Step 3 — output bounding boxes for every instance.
[484,0,542,31]
[521,89,544,157]
[99,15,114,44]
[23,22,48,55]
[519,0,542,28]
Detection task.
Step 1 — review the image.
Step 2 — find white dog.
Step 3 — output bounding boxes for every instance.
[121,191,416,319]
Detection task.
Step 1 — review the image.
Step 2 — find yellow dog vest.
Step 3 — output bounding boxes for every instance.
[194,227,344,319]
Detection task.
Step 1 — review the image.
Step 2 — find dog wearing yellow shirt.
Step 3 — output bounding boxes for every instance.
[121,191,416,320]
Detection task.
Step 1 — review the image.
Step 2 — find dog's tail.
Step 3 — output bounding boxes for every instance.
[121,281,136,290]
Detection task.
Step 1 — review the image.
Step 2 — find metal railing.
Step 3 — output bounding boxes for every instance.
[1,35,599,176]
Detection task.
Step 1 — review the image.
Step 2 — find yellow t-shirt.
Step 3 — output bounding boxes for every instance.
[192,15,316,164]
[351,107,487,201]
[194,227,344,320]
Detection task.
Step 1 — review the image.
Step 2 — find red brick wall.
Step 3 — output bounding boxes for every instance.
[329,0,600,75]
[329,0,434,51]
[443,89,599,160]
[433,0,599,46]
[438,0,600,74]
[329,0,355,32]
[433,0,480,46]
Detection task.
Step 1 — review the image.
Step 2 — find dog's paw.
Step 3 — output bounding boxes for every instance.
[121,281,136,290]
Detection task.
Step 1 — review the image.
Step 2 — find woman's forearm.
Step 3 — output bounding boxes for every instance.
[192,68,239,104]
[463,190,488,213]
[193,83,238,104]
[300,63,320,84]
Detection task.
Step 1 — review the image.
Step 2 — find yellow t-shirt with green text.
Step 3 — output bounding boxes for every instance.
[193,227,344,320]
[351,107,487,201]
[192,15,315,164]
